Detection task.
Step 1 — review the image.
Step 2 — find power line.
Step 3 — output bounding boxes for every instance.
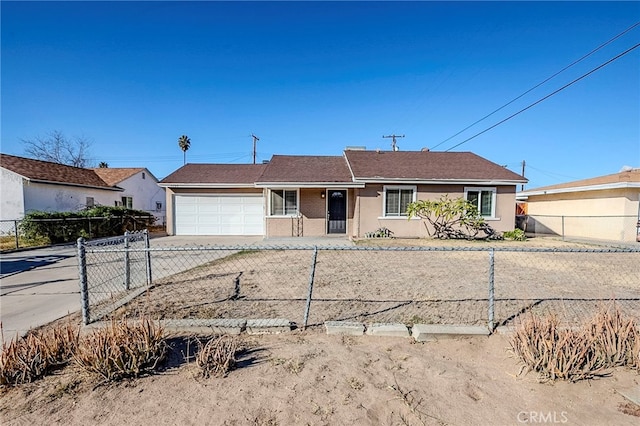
[444,42,640,152]
[431,21,640,150]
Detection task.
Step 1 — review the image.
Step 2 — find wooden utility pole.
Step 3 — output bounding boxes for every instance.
[383,134,404,151]
[251,134,260,164]
[521,160,526,191]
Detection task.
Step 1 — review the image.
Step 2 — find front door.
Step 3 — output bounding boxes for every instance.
[327,190,347,234]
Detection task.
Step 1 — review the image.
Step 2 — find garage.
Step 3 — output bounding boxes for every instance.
[174,195,264,235]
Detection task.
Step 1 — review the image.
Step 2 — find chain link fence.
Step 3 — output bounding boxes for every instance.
[77,236,640,331]
[0,220,22,251]
[1,216,159,251]
[523,214,640,244]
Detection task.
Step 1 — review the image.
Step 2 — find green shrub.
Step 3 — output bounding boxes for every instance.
[503,229,526,241]
[19,207,155,244]
[365,227,394,238]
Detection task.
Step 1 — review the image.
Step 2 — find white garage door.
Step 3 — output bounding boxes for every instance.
[174,195,264,236]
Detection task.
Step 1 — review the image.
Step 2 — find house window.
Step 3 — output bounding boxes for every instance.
[155,202,162,211]
[85,197,95,208]
[270,189,298,216]
[121,196,133,209]
[142,172,146,179]
[465,187,497,218]
[383,186,416,217]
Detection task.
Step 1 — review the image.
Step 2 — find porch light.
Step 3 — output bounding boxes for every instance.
[321,192,325,199]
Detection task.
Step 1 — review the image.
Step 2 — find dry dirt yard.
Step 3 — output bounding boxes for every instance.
[1,329,639,426]
[2,237,639,425]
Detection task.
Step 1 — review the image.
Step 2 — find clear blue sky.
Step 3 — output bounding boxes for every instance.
[2,1,639,189]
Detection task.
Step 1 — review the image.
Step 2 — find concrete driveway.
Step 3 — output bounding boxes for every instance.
[0,235,354,339]
[1,244,80,340]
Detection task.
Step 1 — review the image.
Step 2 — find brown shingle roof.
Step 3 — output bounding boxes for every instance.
[344,150,527,182]
[92,168,147,186]
[522,169,640,194]
[0,153,115,189]
[160,163,268,185]
[257,155,353,183]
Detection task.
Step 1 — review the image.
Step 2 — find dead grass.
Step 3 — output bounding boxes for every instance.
[0,323,79,386]
[195,335,239,378]
[73,318,166,382]
[510,303,640,383]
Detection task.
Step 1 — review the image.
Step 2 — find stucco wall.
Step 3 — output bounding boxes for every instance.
[118,172,166,224]
[0,168,25,220]
[265,189,355,237]
[525,188,640,242]
[23,182,121,215]
[355,184,517,238]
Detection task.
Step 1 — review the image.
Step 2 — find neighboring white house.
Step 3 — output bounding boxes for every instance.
[92,167,166,224]
[0,154,165,225]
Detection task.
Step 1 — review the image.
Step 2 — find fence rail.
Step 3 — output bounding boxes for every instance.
[77,236,640,332]
[1,215,162,251]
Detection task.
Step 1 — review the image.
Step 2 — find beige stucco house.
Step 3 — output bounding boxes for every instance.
[159,149,526,238]
[518,169,640,243]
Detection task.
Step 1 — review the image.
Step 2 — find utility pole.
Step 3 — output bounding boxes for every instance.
[251,134,260,164]
[521,160,526,191]
[383,134,404,151]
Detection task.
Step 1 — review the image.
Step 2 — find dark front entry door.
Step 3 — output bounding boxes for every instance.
[327,190,347,234]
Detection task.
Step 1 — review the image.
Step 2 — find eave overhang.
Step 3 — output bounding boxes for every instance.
[519,182,640,198]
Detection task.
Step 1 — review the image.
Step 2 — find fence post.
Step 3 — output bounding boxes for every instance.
[124,231,130,290]
[77,237,90,325]
[561,216,565,241]
[302,246,318,329]
[144,229,153,286]
[488,248,495,332]
[14,220,19,250]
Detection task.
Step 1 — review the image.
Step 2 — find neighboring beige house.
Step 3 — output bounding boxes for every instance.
[518,169,640,243]
[159,149,527,238]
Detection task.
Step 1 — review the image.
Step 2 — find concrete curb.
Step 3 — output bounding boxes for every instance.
[367,323,411,338]
[82,318,294,336]
[324,321,365,335]
[411,324,490,342]
[323,321,493,341]
[246,319,293,335]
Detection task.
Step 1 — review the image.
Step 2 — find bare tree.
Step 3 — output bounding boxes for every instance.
[22,130,93,168]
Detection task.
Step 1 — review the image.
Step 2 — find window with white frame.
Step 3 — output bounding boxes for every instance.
[464,187,496,218]
[270,189,298,216]
[121,196,133,209]
[383,186,416,217]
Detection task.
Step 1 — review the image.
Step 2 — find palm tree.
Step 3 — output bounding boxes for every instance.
[98,161,109,168]
[178,135,191,165]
